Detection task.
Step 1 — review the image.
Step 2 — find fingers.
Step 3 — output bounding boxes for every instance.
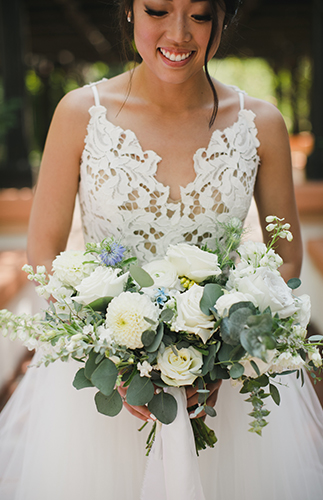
[187,380,222,419]
[117,385,155,422]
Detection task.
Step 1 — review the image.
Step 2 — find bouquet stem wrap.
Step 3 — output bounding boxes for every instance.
[141,387,206,500]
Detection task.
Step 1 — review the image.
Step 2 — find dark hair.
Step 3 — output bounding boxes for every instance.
[118,0,242,127]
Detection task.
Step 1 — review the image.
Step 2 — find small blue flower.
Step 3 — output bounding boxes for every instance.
[100,242,126,266]
[154,287,169,305]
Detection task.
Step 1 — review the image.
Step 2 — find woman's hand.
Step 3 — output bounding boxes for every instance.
[117,384,155,422]
[186,380,222,419]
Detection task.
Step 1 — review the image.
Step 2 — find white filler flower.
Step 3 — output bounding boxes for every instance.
[157,346,203,386]
[52,250,97,288]
[106,292,159,349]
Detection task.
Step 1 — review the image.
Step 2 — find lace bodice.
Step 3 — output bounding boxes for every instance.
[79,81,260,263]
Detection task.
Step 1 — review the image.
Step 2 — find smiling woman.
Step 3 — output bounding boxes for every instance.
[0,0,323,499]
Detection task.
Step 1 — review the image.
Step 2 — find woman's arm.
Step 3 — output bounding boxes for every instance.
[253,100,303,281]
[27,88,93,271]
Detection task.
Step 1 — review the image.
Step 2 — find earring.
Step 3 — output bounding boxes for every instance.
[127,12,132,23]
[223,24,228,31]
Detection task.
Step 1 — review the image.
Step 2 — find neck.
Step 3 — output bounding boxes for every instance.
[129,62,215,116]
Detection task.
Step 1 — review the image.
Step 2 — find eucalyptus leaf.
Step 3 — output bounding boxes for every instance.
[229,362,245,379]
[229,301,257,316]
[73,368,94,389]
[200,283,223,316]
[269,383,281,405]
[129,265,154,287]
[204,405,217,417]
[146,322,164,353]
[148,392,177,424]
[126,373,155,406]
[88,296,113,312]
[85,351,101,379]
[95,389,123,416]
[287,277,301,290]
[141,329,156,347]
[91,358,118,396]
[160,308,174,322]
[308,335,323,342]
[221,307,253,346]
[210,365,230,380]
[250,360,260,377]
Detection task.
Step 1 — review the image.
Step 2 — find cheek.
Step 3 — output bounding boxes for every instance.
[134,23,157,56]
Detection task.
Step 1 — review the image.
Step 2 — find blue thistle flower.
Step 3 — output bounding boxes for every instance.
[100,242,126,266]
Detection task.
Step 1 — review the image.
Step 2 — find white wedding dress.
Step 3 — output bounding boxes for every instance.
[1,81,323,500]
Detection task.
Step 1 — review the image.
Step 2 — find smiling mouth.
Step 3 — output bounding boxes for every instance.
[159,48,193,62]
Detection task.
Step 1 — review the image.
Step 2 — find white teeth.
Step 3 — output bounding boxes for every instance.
[159,48,192,62]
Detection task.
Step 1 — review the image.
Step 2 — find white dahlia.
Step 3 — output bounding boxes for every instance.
[105,292,159,349]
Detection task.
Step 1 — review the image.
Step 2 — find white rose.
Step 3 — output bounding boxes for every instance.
[172,284,214,343]
[143,259,179,289]
[293,294,311,328]
[75,267,129,305]
[157,346,203,386]
[235,268,298,318]
[215,291,257,317]
[166,243,221,283]
[52,250,97,288]
[106,292,159,349]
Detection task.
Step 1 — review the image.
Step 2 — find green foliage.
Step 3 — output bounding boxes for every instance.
[200,284,223,316]
[129,265,154,288]
[148,392,178,424]
[126,373,155,406]
[287,278,301,290]
[91,358,118,396]
[95,389,123,417]
[73,368,94,389]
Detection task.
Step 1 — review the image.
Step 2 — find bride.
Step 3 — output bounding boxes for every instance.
[1,0,323,498]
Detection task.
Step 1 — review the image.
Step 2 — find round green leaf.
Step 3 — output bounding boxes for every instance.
[126,373,155,406]
[95,389,123,416]
[204,405,216,417]
[73,368,94,390]
[91,358,118,396]
[129,265,154,287]
[200,283,223,316]
[88,296,113,312]
[146,322,164,353]
[229,362,245,379]
[141,329,156,347]
[85,351,101,379]
[287,277,301,290]
[148,392,178,424]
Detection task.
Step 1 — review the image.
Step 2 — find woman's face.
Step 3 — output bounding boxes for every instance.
[132,0,225,85]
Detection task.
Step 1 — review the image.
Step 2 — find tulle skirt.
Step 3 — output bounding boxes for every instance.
[0,353,323,500]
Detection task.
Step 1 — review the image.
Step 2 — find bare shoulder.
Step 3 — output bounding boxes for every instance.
[244,95,289,152]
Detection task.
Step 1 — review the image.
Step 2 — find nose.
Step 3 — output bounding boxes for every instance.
[166,15,192,44]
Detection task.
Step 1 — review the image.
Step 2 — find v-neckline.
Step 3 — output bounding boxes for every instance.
[88,104,247,203]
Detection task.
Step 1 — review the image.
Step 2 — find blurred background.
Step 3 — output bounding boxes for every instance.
[0,0,323,408]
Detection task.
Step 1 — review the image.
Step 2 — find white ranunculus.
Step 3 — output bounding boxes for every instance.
[143,259,179,289]
[105,292,159,349]
[74,267,129,305]
[172,284,215,343]
[52,250,97,288]
[166,243,221,283]
[235,268,298,318]
[157,346,203,386]
[215,291,257,317]
[293,294,311,328]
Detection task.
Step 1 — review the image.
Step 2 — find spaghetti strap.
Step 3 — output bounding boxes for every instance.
[86,78,108,107]
[238,91,244,110]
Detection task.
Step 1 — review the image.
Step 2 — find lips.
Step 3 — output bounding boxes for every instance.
[159,48,193,62]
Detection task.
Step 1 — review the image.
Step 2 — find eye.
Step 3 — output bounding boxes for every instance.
[191,14,212,22]
[144,7,168,17]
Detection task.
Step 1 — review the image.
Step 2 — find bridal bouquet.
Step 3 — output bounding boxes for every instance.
[1,216,322,454]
